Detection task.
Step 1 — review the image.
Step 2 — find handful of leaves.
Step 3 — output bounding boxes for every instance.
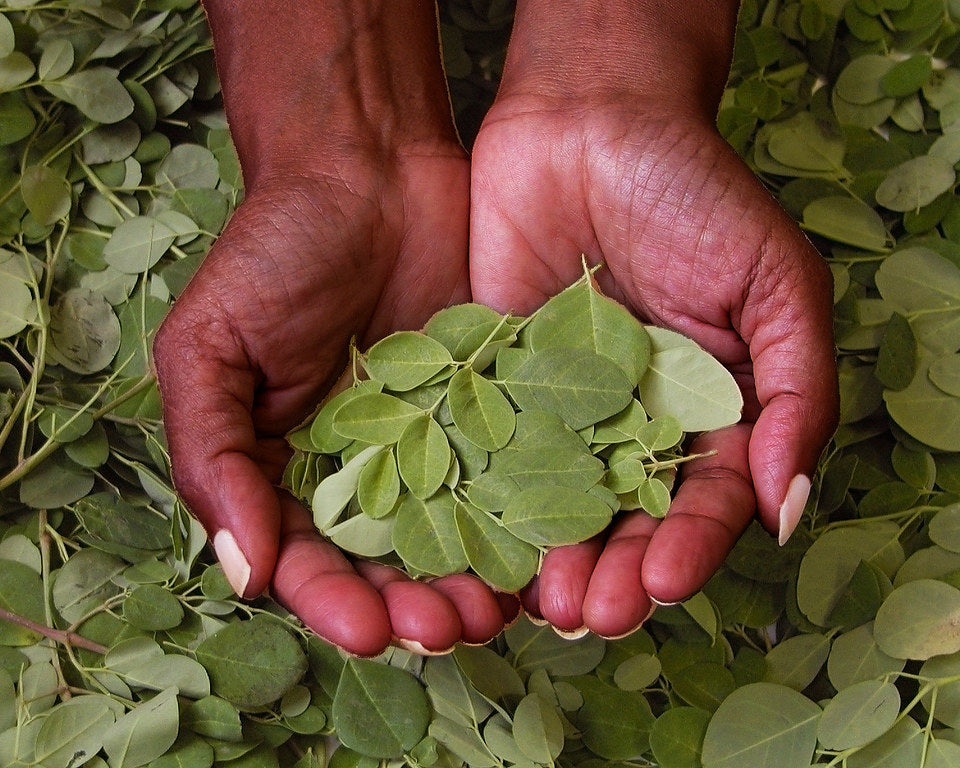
[284,271,743,592]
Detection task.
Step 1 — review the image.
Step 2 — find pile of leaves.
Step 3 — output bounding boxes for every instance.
[2,0,960,767]
[285,274,741,592]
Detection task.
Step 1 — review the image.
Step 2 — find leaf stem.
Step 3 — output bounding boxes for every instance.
[0,606,107,655]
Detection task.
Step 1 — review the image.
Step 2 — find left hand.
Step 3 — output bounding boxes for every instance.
[469,91,838,638]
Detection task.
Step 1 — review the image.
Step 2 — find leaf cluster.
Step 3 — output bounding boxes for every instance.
[284,273,742,593]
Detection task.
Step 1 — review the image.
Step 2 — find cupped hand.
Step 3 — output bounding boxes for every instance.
[470,95,839,637]
[154,147,514,656]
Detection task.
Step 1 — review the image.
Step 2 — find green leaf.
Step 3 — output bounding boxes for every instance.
[931,353,960,396]
[122,655,210,700]
[881,54,933,97]
[700,683,820,768]
[326,509,396,557]
[424,302,504,353]
[0,15,13,58]
[44,68,134,123]
[526,279,651,385]
[827,621,904,691]
[363,331,454,391]
[802,196,890,250]
[0,270,35,339]
[48,288,121,374]
[817,680,900,750]
[356,447,400,518]
[447,367,516,451]
[875,155,957,211]
[308,380,381,453]
[155,144,220,189]
[930,505,960,552]
[796,523,903,626]
[874,579,960,659]
[102,687,179,768]
[454,501,538,592]
[465,471,519,512]
[765,111,845,172]
[566,676,654,760]
[875,313,917,390]
[638,329,743,431]
[638,476,672,518]
[875,247,960,354]
[762,633,829,691]
[396,414,450,499]
[20,164,71,225]
[35,696,121,768]
[505,617,607,677]
[123,584,184,631]
[884,358,960,451]
[103,216,177,274]
[502,485,613,547]
[332,392,423,444]
[0,560,45,646]
[181,696,243,741]
[393,491,468,576]
[649,707,711,768]
[505,347,635,430]
[38,38,74,81]
[311,445,385,529]
[332,658,430,759]
[844,718,924,768]
[195,615,307,708]
[0,51,35,91]
[511,693,564,764]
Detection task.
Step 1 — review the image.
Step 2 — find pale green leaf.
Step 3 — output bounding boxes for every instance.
[102,687,179,768]
[874,579,960,659]
[447,366,516,450]
[393,491,468,576]
[332,392,423,444]
[454,501,538,592]
[817,680,900,750]
[526,279,651,385]
[396,414,450,499]
[700,683,820,768]
[505,347,634,430]
[502,485,612,547]
[363,331,453,391]
[332,658,430,759]
[44,68,134,123]
[20,164,70,225]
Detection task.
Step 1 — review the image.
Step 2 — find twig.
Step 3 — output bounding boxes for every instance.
[0,606,108,655]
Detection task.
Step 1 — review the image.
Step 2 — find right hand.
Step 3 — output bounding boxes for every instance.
[153,143,516,656]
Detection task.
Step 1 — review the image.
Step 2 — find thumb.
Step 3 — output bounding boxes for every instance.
[154,309,280,598]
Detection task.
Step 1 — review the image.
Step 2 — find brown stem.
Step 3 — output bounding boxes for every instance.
[0,606,108,655]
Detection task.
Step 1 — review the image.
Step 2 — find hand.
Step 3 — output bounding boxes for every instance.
[152,0,519,656]
[470,91,838,637]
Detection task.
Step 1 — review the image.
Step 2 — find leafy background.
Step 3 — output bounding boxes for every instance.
[2,0,960,767]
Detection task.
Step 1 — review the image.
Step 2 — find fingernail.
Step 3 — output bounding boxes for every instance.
[650,597,679,607]
[553,625,589,640]
[213,529,251,597]
[394,638,456,656]
[778,474,811,546]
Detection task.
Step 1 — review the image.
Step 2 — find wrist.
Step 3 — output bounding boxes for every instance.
[498,0,739,120]
[203,0,459,185]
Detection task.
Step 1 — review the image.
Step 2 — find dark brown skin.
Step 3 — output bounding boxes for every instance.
[153,0,839,653]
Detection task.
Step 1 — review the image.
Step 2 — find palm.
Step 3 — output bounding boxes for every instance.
[470,98,837,635]
[156,152,511,654]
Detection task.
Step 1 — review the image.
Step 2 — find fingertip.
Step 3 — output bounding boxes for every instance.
[379,580,463,653]
[290,571,393,657]
[537,539,604,631]
[430,573,507,645]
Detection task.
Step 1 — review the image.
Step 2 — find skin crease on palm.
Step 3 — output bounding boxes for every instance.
[152,0,839,655]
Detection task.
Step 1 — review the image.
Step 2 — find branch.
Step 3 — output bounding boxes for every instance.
[0,607,108,655]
